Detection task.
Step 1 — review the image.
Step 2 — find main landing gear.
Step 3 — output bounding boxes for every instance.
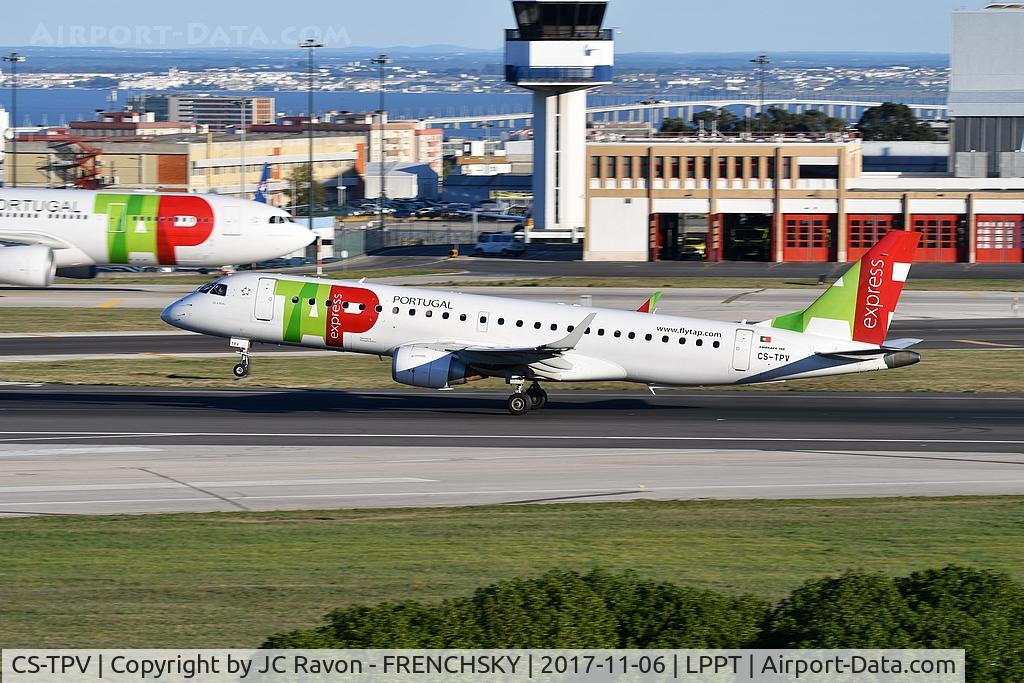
[506,379,549,416]
[230,337,251,378]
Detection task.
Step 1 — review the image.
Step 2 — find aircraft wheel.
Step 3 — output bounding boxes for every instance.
[233,362,250,378]
[507,393,531,416]
[527,386,548,410]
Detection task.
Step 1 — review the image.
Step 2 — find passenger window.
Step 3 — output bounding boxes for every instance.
[614,331,621,338]
[534,322,542,330]
[568,326,575,332]
[679,337,687,345]
[425,310,433,318]
[393,307,400,314]
[442,312,450,320]
[696,339,704,347]
[410,309,417,316]
[628,332,636,340]
[551,324,558,331]
[662,336,669,343]
[307,298,315,306]
[713,341,721,348]
[480,316,487,324]
[498,318,505,325]
[460,314,467,322]
[597,329,605,336]
[645,334,653,341]
[375,305,383,313]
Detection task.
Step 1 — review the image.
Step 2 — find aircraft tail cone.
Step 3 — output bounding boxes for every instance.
[884,351,921,370]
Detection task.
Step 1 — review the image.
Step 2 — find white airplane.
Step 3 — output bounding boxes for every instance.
[0,188,315,286]
[162,232,923,415]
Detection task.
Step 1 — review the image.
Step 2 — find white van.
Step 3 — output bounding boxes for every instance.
[472,232,526,257]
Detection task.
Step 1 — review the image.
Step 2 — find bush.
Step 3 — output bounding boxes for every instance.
[263,566,1024,682]
[263,569,767,649]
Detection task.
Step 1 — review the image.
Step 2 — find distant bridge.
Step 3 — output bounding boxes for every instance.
[411,99,949,130]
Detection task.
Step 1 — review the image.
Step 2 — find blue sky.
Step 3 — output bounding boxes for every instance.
[4,0,974,53]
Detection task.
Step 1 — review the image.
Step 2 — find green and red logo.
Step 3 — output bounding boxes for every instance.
[95,193,215,265]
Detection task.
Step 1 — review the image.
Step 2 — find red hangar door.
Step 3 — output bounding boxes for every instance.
[847,215,897,261]
[782,214,834,262]
[911,215,961,263]
[976,215,1024,263]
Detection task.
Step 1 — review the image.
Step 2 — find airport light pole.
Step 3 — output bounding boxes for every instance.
[234,98,248,199]
[371,54,391,229]
[3,53,26,188]
[750,54,771,134]
[300,39,324,237]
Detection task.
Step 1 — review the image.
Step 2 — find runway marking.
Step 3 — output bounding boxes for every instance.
[0,446,160,458]
[0,478,437,494]
[4,479,1024,509]
[0,432,1022,446]
[96,300,124,309]
[953,339,1020,348]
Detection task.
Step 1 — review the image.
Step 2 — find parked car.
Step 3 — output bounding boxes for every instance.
[473,232,526,257]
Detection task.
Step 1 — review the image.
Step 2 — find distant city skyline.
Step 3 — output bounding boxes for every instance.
[0,0,977,54]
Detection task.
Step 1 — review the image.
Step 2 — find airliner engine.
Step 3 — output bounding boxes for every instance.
[0,245,56,287]
[392,345,478,389]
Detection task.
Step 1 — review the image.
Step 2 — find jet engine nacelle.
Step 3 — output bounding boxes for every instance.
[392,345,475,389]
[0,245,56,287]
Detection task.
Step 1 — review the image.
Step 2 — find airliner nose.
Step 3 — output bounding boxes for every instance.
[160,299,192,329]
[286,222,317,252]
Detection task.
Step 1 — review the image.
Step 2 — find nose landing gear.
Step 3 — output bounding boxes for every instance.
[230,337,251,378]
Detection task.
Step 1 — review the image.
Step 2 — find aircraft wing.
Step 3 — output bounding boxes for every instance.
[0,230,74,250]
[443,313,598,359]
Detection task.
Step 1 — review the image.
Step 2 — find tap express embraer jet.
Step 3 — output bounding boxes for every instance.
[162,232,922,415]
[0,188,315,286]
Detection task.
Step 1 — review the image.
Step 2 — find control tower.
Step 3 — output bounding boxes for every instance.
[505,1,614,239]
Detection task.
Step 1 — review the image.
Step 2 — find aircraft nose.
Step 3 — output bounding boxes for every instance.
[160,298,193,328]
[286,222,317,252]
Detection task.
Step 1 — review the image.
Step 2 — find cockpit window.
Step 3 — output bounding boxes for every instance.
[269,215,290,224]
[197,283,215,294]
[210,284,228,297]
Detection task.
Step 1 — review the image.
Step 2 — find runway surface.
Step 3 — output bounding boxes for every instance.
[0,319,1020,358]
[0,386,1021,515]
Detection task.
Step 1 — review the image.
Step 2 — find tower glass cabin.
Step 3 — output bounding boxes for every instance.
[505,1,614,240]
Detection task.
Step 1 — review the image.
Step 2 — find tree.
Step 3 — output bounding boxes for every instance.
[660,116,691,134]
[692,108,738,132]
[747,107,846,134]
[857,102,939,141]
[283,164,326,211]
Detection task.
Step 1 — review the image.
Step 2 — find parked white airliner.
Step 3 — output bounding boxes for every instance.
[0,188,315,286]
[162,233,923,415]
